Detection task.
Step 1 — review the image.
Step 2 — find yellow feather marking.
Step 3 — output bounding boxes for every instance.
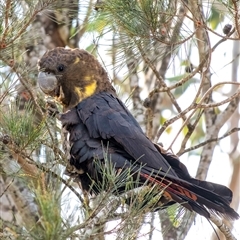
[74,57,80,64]
[84,80,97,97]
[74,80,97,100]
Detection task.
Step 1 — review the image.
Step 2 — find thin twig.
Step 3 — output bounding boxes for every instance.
[199,82,240,106]
[198,89,240,108]
[156,103,197,139]
[136,42,185,120]
[148,55,208,95]
[154,47,211,141]
[179,127,240,156]
[0,177,14,198]
[8,3,54,45]
[1,135,84,204]
[185,14,238,41]
[211,28,236,52]
[177,109,204,156]
[1,0,12,42]
[153,29,196,46]
[166,82,240,151]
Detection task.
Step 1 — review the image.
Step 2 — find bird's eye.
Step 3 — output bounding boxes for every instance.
[57,64,65,72]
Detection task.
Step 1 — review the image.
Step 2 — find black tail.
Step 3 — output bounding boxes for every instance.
[143,145,240,220]
[140,170,239,220]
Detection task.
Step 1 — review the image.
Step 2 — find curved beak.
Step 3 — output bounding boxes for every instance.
[38,72,58,95]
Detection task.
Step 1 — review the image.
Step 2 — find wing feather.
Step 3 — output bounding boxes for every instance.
[76,92,177,177]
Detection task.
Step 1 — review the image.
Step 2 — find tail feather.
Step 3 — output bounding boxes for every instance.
[140,171,239,220]
[170,192,211,218]
[157,145,234,205]
[189,179,233,203]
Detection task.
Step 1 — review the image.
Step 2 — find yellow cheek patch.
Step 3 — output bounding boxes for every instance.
[84,80,97,97]
[74,80,97,101]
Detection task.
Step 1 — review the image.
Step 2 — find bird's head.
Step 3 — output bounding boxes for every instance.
[38,47,115,110]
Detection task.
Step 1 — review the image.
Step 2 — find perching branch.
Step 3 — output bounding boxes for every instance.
[210,214,238,240]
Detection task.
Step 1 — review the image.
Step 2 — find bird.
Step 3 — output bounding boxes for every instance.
[37,47,239,220]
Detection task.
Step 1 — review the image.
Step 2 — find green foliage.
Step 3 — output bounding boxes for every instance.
[30,184,62,240]
[102,0,171,38]
[167,204,184,228]
[0,102,44,150]
[93,0,181,67]
[87,13,109,34]
[207,6,224,30]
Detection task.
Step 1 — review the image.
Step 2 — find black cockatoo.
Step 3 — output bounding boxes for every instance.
[37,47,239,220]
